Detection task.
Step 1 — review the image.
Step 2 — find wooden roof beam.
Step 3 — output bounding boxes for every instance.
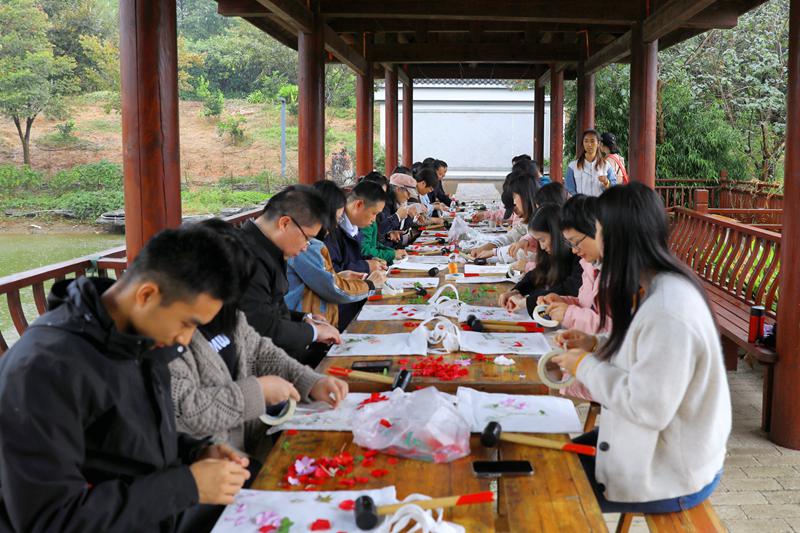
[325,19,632,33]
[217,0,274,17]
[407,64,546,80]
[535,63,568,88]
[324,25,368,75]
[255,0,312,33]
[369,43,580,64]
[319,0,640,25]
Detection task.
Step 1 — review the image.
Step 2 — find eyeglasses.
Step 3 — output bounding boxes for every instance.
[567,234,588,249]
[289,216,311,246]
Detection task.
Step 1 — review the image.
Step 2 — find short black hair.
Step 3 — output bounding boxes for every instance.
[534,182,569,209]
[512,154,532,165]
[391,165,413,176]
[312,180,346,238]
[512,158,540,179]
[361,171,386,183]
[348,180,387,207]
[261,185,326,228]
[414,166,439,189]
[123,225,237,306]
[362,172,389,189]
[422,157,436,166]
[560,194,598,237]
[433,160,447,170]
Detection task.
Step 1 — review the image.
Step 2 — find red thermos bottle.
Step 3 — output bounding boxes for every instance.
[748,306,766,343]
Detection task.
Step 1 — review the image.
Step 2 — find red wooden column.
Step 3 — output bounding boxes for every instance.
[402,79,413,167]
[297,12,325,184]
[770,0,800,449]
[356,62,374,176]
[384,65,399,176]
[575,65,596,154]
[549,66,564,183]
[533,84,545,166]
[120,0,181,262]
[628,22,657,188]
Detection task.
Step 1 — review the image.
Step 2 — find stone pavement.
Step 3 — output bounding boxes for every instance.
[596,363,799,533]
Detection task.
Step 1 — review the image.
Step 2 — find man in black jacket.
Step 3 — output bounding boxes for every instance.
[427,159,452,209]
[0,226,251,533]
[239,186,342,364]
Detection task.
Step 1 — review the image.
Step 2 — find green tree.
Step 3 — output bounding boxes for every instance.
[176,0,231,41]
[0,0,77,165]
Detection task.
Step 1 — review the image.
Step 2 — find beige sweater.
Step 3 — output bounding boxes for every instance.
[577,273,731,502]
[169,312,322,452]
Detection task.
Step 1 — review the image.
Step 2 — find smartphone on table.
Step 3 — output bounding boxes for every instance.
[472,460,534,478]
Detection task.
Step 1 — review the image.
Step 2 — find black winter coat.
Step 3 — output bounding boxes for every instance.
[0,277,205,533]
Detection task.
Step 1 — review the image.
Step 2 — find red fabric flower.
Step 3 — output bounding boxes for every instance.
[371,469,389,478]
[387,457,400,465]
[364,450,379,458]
[286,429,298,436]
[379,419,392,428]
[338,478,356,487]
[310,518,331,530]
[362,457,375,467]
[259,526,276,533]
[357,393,389,410]
[338,499,355,510]
[355,476,370,484]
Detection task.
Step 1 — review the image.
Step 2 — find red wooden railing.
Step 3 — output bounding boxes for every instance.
[669,207,781,317]
[0,207,263,354]
[655,178,719,209]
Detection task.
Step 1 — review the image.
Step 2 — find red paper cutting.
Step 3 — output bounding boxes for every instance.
[310,518,331,530]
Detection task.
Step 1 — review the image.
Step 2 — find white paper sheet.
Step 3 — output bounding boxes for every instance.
[382,277,440,290]
[456,387,583,434]
[357,304,433,321]
[464,264,510,275]
[212,487,398,532]
[453,275,514,284]
[456,305,531,324]
[391,261,444,272]
[458,331,552,355]
[400,255,451,264]
[269,393,378,432]
[326,332,428,357]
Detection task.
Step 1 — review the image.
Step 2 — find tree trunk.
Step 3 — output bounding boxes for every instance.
[24,117,34,166]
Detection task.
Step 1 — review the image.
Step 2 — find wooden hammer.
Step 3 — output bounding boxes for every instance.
[354,491,495,530]
[480,421,596,456]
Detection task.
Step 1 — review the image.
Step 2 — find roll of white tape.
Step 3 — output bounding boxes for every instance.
[532,305,560,328]
[259,398,297,426]
[537,349,576,389]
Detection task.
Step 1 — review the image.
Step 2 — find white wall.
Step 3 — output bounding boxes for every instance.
[375,83,550,179]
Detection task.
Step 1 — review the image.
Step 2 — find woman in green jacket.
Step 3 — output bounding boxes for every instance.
[360,173,407,264]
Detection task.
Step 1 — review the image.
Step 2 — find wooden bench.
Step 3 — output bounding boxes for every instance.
[669,206,779,431]
[617,501,725,532]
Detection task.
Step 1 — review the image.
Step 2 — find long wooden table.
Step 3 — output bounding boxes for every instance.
[252,248,607,531]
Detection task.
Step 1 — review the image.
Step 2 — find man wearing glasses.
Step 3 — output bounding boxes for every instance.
[239,186,342,365]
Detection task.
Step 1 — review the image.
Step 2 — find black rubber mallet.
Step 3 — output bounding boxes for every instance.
[355,491,495,530]
[326,367,412,391]
[480,421,596,456]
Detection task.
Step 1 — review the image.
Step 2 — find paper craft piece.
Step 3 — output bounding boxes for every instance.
[269,393,378,433]
[382,277,440,290]
[457,305,531,324]
[211,487,397,533]
[357,304,433,321]
[453,275,514,284]
[409,244,448,253]
[456,387,583,434]
[458,331,552,355]
[400,255,451,265]
[464,264,510,275]
[326,333,428,357]
[391,261,444,272]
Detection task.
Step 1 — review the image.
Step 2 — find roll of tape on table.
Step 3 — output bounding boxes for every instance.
[537,349,576,389]
[259,398,297,426]
[532,305,560,328]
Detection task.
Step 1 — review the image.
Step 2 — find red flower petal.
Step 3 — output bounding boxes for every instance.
[371,469,389,478]
[364,450,379,458]
[362,457,375,467]
[259,526,277,533]
[388,457,400,465]
[379,419,392,428]
[355,476,370,484]
[338,499,356,510]
[310,519,331,530]
[337,478,356,487]
[286,429,298,436]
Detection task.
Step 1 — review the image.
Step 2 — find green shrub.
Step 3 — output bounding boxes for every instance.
[196,76,224,117]
[55,120,76,139]
[0,165,44,195]
[48,161,123,192]
[216,114,248,144]
[53,190,125,219]
[246,89,268,104]
[277,84,298,115]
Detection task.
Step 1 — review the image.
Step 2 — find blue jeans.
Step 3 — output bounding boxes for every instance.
[573,429,722,514]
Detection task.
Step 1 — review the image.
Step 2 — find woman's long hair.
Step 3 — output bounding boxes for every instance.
[596,183,711,360]
[576,129,608,172]
[312,179,347,240]
[507,174,539,223]
[527,203,574,288]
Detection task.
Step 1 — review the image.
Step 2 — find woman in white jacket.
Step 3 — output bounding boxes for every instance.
[565,129,617,197]
[552,182,730,513]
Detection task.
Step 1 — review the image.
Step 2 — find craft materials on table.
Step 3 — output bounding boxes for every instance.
[458,331,552,355]
[400,255,451,264]
[532,304,560,328]
[448,274,515,284]
[357,304,433,321]
[480,421,596,456]
[381,277,440,289]
[456,387,583,434]
[269,393,385,433]
[463,264,511,275]
[456,305,533,324]
[326,332,428,357]
[211,487,397,532]
[537,349,576,389]
[328,367,413,391]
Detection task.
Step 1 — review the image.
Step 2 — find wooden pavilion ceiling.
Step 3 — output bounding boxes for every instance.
[216,0,768,80]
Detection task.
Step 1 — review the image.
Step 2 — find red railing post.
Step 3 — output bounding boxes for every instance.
[549,66,564,183]
[693,189,709,214]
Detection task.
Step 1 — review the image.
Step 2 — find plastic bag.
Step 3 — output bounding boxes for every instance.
[352,387,471,463]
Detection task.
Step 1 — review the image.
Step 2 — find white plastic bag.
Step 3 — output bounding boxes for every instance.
[352,388,471,463]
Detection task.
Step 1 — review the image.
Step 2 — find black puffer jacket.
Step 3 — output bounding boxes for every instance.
[0,277,204,533]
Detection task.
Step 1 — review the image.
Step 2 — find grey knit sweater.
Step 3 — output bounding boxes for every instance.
[169,312,323,452]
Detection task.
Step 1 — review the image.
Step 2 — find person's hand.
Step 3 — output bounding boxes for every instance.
[545,302,568,322]
[429,217,444,226]
[394,249,407,260]
[554,329,598,352]
[598,174,610,188]
[257,376,301,405]
[505,294,527,313]
[309,376,349,408]
[305,313,328,324]
[388,231,402,242]
[314,322,342,345]
[498,289,519,307]
[433,202,446,212]
[471,248,495,260]
[550,348,589,376]
[396,205,409,219]
[414,214,427,225]
[190,459,250,505]
[508,240,531,257]
[367,259,388,272]
[339,270,367,280]
[199,444,249,468]
[367,269,388,289]
[511,258,527,272]
[537,293,565,306]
